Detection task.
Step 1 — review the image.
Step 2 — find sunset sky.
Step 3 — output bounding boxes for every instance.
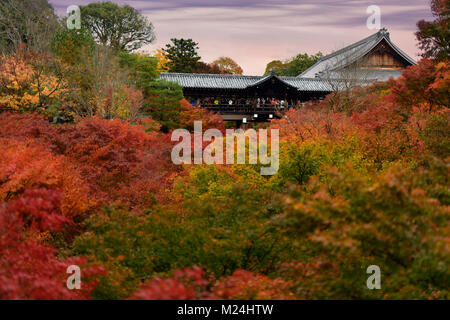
[49,0,434,75]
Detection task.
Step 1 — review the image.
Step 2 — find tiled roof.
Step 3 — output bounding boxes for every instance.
[299,28,416,78]
[160,73,260,89]
[281,77,335,91]
[159,73,335,92]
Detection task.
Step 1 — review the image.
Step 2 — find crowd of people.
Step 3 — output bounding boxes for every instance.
[189,97,300,110]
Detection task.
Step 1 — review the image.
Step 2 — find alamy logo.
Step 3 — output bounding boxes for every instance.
[366,265,381,290]
[171,121,279,176]
[67,5,81,30]
[366,5,381,30]
[66,265,81,290]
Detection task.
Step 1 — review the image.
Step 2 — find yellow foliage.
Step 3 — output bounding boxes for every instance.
[153,49,170,72]
[0,53,65,112]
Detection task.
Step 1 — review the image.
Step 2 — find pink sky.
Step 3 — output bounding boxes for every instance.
[51,0,434,75]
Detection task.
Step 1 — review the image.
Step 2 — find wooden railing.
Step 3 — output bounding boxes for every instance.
[201,104,287,115]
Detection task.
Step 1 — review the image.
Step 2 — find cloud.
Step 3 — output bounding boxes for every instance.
[49,0,433,75]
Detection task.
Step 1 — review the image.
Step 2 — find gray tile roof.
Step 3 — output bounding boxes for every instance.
[299,28,416,78]
[160,73,260,89]
[159,72,335,92]
[281,77,335,91]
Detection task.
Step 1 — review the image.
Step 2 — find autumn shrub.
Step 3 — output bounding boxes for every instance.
[0,190,105,299]
[270,136,372,190]
[276,162,450,299]
[420,111,450,158]
[319,84,387,115]
[388,59,449,110]
[0,113,178,299]
[169,166,292,276]
[60,45,144,121]
[270,107,352,142]
[0,45,149,121]
[0,48,65,115]
[71,165,294,291]
[130,267,295,300]
[52,28,95,65]
[130,266,213,300]
[212,270,295,300]
[179,98,225,132]
[100,85,143,121]
[50,116,175,208]
[0,112,177,213]
[0,113,176,208]
[0,137,94,219]
[138,117,162,133]
[0,111,56,142]
[352,103,449,168]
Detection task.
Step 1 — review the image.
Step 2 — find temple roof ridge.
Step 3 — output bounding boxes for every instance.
[298,27,416,78]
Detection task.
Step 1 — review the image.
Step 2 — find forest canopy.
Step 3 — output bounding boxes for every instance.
[0,0,448,301]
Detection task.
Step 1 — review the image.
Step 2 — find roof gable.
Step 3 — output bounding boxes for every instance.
[299,28,416,78]
[246,72,298,89]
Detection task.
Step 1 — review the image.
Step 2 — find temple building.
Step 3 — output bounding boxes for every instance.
[159,28,416,122]
[299,28,417,81]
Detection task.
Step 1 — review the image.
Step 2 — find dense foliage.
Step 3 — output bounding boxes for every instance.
[211,57,244,75]
[264,52,323,76]
[0,0,448,301]
[416,0,450,61]
[0,0,58,54]
[0,54,448,299]
[80,1,156,52]
[163,38,201,74]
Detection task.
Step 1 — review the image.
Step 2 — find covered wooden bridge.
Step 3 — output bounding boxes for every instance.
[160,72,333,122]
